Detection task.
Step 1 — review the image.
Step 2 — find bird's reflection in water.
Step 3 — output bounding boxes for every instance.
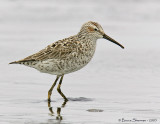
[47,97,93,121]
[48,100,68,121]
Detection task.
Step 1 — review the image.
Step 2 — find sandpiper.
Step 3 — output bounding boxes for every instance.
[10,21,124,102]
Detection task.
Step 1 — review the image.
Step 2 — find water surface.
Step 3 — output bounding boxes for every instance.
[1,0,160,123]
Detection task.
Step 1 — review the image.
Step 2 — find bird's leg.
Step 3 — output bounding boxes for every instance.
[61,100,67,107]
[48,75,60,101]
[48,101,54,114]
[57,75,68,102]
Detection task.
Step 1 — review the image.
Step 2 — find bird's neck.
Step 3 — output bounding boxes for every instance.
[77,31,98,42]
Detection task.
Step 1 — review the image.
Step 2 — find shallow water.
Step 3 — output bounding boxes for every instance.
[1,0,160,123]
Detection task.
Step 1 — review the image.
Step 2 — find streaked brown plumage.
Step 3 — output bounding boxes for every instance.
[10,21,124,101]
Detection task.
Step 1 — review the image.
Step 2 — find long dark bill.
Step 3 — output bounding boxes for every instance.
[103,34,124,49]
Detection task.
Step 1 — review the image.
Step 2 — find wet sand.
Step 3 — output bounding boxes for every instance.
[1,0,160,123]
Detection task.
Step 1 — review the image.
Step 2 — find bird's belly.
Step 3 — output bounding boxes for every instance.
[33,51,95,75]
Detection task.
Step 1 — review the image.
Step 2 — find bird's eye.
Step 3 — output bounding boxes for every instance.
[94,28,98,31]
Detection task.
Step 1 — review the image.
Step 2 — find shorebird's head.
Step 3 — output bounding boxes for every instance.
[79,21,124,49]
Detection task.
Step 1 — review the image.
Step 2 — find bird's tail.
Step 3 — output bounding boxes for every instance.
[9,61,19,64]
[9,59,35,65]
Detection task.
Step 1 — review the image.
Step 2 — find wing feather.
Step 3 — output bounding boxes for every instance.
[15,37,77,63]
